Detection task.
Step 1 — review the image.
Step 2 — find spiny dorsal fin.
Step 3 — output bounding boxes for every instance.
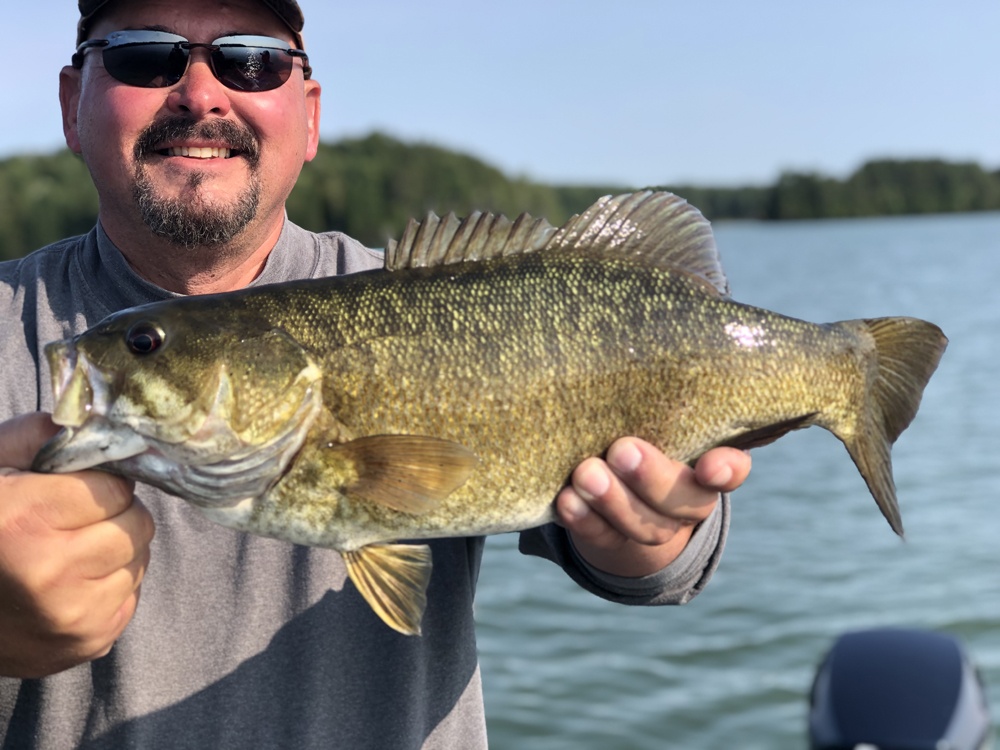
[544,191,729,295]
[384,192,728,295]
[330,435,478,514]
[385,210,558,270]
[343,543,432,635]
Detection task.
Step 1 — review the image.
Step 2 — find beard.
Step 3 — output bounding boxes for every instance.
[131,118,262,249]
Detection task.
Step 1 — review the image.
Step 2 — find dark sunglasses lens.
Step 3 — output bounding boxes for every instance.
[103,44,188,88]
[212,46,292,92]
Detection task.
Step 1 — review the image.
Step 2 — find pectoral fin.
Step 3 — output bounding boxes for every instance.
[343,544,432,636]
[331,435,478,515]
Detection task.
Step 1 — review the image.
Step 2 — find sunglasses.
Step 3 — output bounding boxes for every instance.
[72,30,311,92]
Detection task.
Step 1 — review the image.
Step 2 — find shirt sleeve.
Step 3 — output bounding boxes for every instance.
[517,493,730,605]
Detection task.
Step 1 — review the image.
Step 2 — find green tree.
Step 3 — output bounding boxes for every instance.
[0,151,98,261]
[1,138,998,262]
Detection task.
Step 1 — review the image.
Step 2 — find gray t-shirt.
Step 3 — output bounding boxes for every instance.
[0,221,729,749]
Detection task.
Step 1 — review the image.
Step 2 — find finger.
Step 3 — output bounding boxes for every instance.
[44,577,144,672]
[0,413,61,470]
[66,500,155,580]
[693,447,752,493]
[1,471,136,532]
[107,588,142,650]
[604,438,720,523]
[555,483,623,546]
[81,584,144,666]
[557,463,698,578]
[95,564,148,623]
[565,455,689,546]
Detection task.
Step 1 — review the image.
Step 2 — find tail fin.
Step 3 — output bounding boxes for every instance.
[838,317,947,536]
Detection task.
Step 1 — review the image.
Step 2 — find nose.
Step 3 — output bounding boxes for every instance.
[165,48,232,118]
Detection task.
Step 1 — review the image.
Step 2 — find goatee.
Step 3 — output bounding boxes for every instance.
[132,118,262,249]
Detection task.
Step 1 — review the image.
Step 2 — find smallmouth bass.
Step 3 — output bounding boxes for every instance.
[33,192,947,635]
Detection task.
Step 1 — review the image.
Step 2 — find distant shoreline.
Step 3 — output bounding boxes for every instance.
[2,132,997,259]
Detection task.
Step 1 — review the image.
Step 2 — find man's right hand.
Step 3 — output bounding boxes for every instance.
[0,413,153,678]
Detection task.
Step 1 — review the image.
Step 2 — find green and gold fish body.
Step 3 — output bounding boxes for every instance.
[194,251,879,543]
[33,192,947,634]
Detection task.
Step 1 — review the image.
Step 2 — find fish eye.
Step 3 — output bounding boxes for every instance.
[126,321,165,355]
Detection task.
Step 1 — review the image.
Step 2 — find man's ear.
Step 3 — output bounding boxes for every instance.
[303,79,321,162]
[59,65,83,154]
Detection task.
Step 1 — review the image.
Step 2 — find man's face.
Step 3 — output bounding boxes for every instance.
[61,0,320,250]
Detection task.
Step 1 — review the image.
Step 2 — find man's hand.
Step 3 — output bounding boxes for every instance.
[556,438,751,578]
[0,413,154,678]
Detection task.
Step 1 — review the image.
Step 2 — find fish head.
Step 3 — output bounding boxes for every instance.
[33,299,324,506]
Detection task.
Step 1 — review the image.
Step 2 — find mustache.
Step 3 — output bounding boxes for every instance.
[133,117,261,167]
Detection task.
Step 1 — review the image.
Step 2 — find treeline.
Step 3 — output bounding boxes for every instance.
[758,159,1000,219]
[2,132,999,261]
[0,149,100,260]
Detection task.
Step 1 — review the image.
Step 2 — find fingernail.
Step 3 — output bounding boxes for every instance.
[608,441,642,474]
[575,463,609,502]
[707,464,733,488]
[561,493,590,522]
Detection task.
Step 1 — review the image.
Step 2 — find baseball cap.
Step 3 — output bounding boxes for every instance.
[76,0,306,49]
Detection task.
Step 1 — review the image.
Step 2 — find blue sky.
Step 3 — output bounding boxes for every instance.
[6,1,998,187]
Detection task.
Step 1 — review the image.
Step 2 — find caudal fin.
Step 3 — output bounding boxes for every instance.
[839,317,947,536]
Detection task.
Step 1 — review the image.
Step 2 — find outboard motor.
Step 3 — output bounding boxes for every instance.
[809,627,992,750]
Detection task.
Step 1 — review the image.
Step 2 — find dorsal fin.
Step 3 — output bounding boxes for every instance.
[543,191,729,295]
[384,191,728,296]
[385,210,558,270]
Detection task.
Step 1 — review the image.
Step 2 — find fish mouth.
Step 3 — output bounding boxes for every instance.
[34,337,325,508]
[33,339,149,474]
[47,340,105,428]
[32,418,150,474]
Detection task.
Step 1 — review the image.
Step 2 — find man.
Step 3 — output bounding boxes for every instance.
[0,0,751,747]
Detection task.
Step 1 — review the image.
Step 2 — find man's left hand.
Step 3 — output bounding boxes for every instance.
[555,438,751,577]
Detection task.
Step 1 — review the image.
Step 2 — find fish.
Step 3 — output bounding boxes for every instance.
[32,191,947,635]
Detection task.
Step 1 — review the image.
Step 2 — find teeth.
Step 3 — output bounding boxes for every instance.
[167,146,232,159]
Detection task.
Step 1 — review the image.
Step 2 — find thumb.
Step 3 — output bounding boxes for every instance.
[693,447,752,493]
[0,413,62,471]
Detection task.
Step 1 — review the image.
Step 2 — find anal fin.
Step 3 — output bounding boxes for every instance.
[343,543,432,636]
[719,413,819,452]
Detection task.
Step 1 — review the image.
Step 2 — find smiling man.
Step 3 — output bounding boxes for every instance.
[0,1,749,747]
[63,0,322,293]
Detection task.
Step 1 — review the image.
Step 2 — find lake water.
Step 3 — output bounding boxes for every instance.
[473,211,1000,748]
